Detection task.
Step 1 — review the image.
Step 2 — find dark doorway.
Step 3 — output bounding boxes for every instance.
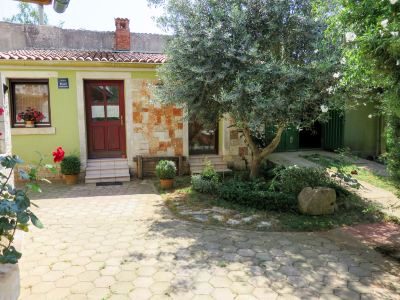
[85,80,126,159]
[299,121,322,149]
[189,120,218,155]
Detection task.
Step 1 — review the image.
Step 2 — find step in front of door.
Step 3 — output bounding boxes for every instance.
[85,159,131,184]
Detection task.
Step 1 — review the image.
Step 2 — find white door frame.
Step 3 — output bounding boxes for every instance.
[76,72,132,167]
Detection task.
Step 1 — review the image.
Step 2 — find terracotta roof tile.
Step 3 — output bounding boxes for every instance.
[0,49,166,64]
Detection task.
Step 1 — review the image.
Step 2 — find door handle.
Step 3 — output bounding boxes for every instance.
[121,115,124,126]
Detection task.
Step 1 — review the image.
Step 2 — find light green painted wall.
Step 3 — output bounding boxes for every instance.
[11,70,80,164]
[132,70,158,80]
[344,102,381,158]
[7,68,159,164]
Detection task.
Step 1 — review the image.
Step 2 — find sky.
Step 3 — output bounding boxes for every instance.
[0,0,165,34]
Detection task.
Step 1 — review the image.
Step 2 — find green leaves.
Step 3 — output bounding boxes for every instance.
[60,156,81,175]
[322,0,400,181]
[1,154,46,264]
[45,164,57,174]
[0,246,22,264]
[18,169,30,180]
[26,183,42,193]
[30,212,43,229]
[0,155,23,169]
[155,0,337,139]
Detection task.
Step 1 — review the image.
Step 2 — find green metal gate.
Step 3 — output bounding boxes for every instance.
[322,111,344,151]
[267,110,344,153]
[275,126,299,152]
[266,126,299,153]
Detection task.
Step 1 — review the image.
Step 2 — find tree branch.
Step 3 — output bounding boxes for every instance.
[242,126,260,156]
[259,125,285,160]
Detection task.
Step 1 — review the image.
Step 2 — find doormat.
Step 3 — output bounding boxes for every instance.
[96,182,123,186]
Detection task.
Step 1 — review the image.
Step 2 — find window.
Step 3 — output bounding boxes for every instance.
[10,79,51,127]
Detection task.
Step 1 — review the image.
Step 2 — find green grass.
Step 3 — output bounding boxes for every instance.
[302,153,400,196]
[155,176,387,232]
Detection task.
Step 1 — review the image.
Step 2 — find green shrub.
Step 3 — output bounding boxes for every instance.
[201,159,219,182]
[156,160,177,179]
[271,166,333,195]
[218,179,297,212]
[231,170,250,181]
[60,155,81,175]
[259,159,276,179]
[191,159,220,194]
[191,174,219,194]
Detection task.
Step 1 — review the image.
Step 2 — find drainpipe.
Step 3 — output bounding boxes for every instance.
[38,4,44,25]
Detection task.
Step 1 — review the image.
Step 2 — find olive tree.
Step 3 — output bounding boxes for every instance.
[151,0,338,177]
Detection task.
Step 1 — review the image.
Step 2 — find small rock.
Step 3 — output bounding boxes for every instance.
[238,249,255,257]
[227,219,241,226]
[212,215,225,222]
[257,221,272,228]
[180,210,193,215]
[186,210,207,215]
[192,210,208,215]
[210,207,234,214]
[241,215,258,223]
[193,214,209,222]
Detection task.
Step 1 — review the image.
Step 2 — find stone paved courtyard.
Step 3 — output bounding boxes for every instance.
[18,181,400,300]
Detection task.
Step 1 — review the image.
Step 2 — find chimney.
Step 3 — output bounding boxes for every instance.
[115,18,131,51]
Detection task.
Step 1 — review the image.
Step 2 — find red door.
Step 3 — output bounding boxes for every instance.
[85,80,126,159]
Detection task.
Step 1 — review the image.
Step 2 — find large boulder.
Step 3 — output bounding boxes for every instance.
[298,187,337,215]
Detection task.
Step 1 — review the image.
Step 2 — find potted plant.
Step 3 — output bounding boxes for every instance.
[0,154,52,300]
[60,155,81,185]
[155,160,177,189]
[17,107,45,128]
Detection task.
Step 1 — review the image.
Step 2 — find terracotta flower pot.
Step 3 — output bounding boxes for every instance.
[160,179,174,189]
[24,120,35,128]
[0,263,20,300]
[64,174,79,185]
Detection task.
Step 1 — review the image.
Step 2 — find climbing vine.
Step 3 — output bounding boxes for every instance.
[316,0,400,180]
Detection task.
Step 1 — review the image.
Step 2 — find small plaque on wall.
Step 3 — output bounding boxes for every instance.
[57,78,69,89]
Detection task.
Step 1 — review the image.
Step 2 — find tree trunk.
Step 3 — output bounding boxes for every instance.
[242,126,285,178]
[250,156,261,178]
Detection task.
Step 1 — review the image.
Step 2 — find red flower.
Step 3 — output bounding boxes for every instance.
[52,146,65,163]
[0,107,4,116]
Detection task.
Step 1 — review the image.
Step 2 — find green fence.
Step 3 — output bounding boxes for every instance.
[267,111,344,153]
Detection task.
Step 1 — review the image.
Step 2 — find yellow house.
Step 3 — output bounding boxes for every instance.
[0,19,234,183]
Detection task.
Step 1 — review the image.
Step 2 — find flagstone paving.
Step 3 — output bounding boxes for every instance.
[18,181,400,300]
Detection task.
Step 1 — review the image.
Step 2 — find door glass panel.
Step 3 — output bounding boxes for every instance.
[107,105,120,120]
[90,86,104,104]
[105,86,119,104]
[91,106,105,121]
